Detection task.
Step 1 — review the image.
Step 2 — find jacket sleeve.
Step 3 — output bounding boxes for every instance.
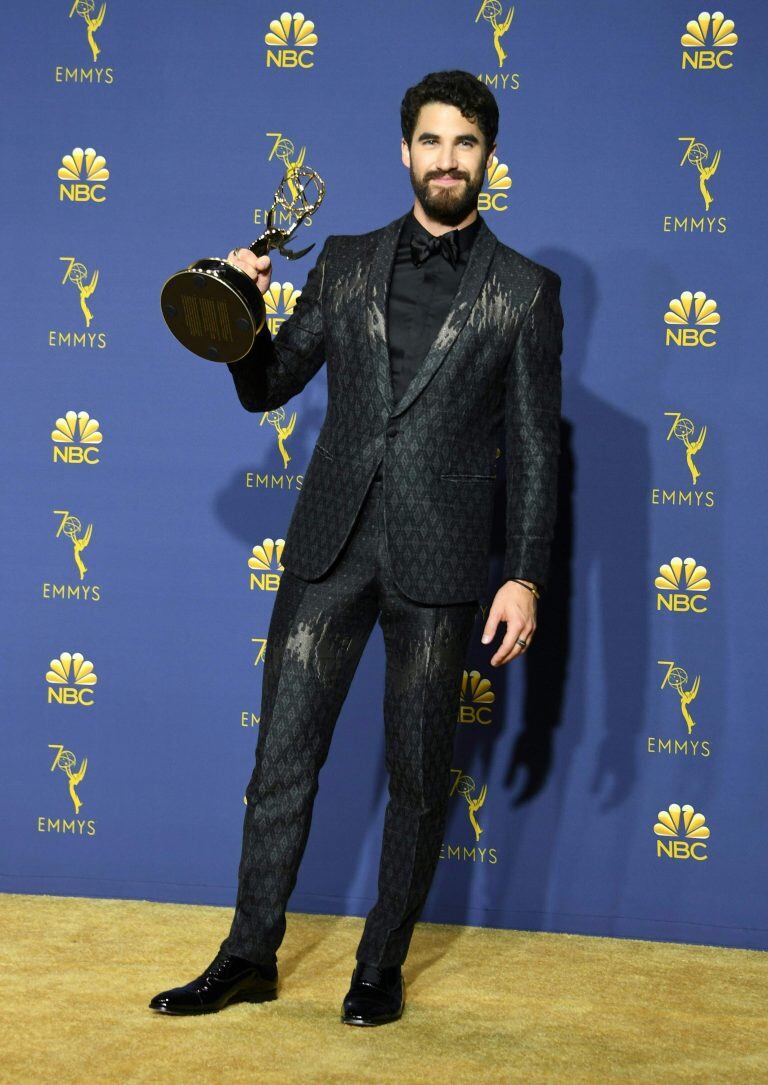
[226,235,332,412]
[502,270,563,592]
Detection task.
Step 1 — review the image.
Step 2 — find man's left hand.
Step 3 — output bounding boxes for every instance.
[481,580,537,666]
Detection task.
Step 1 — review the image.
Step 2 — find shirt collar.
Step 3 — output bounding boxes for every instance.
[403,206,482,255]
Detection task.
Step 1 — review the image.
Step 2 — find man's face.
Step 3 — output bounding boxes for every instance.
[402,101,494,226]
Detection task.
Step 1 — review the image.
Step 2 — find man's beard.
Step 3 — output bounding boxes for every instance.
[408,162,484,227]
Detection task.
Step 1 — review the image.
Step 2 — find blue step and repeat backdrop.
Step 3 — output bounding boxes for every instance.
[2,3,766,951]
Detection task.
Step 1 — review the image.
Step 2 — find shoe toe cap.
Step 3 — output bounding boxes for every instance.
[148,984,201,1011]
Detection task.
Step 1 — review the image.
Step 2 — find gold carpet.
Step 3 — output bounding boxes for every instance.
[1,893,765,1084]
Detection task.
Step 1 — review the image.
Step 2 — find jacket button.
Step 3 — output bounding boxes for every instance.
[386,423,398,438]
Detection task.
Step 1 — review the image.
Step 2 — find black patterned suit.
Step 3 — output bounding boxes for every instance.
[218,209,563,968]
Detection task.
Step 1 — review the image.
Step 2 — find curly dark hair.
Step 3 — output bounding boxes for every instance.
[400,70,499,156]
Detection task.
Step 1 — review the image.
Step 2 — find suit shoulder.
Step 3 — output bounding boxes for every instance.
[493,239,561,293]
[324,222,390,251]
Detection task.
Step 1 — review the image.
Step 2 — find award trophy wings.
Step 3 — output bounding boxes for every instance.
[160,164,325,363]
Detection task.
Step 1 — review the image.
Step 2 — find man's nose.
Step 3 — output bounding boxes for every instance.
[434,148,459,172]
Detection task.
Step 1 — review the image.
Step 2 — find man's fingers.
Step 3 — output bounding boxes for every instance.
[490,619,535,666]
[489,620,520,666]
[481,611,500,644]
[225,250,270,281]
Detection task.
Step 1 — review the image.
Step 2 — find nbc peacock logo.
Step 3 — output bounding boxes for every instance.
[654,803,710,860]
[265,12,317,68]
[46,651,98,706]
[58,147,109,202]
[248,538,285,591]
[681,12,738,70]
[264,281,301,326]
[459,669,495,725]
[51,410,103,464]
[655,556,710,613]
[664,291,720,348]
[478,154,512,213]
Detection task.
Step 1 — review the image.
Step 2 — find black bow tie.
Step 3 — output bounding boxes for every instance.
[410,228,460,269]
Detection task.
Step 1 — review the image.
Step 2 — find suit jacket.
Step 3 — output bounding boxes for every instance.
[227,210,563,607]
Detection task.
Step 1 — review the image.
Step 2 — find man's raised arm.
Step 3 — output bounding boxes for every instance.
[225,235,333,412]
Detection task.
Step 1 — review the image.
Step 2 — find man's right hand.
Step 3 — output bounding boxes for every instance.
[225,248,272,296]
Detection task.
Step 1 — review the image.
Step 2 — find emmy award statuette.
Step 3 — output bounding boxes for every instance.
[160,165,325,363]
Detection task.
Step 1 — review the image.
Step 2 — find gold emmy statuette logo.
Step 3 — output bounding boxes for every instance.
[459,669,495,725]
[655,556,710,613]
[679,137,721,211]
[665,412,707,486]
[248,538,285,591]
[654,803,710,860]
[647,658,711,756]
[54,510,93,581]
[475,0,514,68]
[681,11,738,70]
[663,138,726,234]
[58,146,109,203]
[441,770,497,862]
[49,743,88,814]
[69,0,106,62]
[60,256,99,327]
[651,413,715,509]
[478,154,512,213]
[452,771,487,842]
[664,291,720,347]
[51,410,103,464]
[46,651,98,706]
[257,407,297,472]
[658,660,700,735]
[265,12,317,68]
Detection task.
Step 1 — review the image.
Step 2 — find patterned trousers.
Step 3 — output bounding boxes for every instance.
[218,471,478,969]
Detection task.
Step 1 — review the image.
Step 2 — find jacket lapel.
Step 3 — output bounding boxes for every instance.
[365,209,498,417]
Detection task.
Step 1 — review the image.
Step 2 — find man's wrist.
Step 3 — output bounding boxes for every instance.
[505,577,541,598]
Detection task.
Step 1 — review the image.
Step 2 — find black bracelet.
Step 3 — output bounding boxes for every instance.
[510,578,540,600]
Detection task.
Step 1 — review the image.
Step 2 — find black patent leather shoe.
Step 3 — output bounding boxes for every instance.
[148,952,278,1015]
[340,960,405,1026]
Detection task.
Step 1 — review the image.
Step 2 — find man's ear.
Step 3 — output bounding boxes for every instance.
[486,142,496,168]
[401,137,411,168]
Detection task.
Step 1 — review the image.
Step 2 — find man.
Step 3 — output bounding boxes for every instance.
[149,69,563,1026]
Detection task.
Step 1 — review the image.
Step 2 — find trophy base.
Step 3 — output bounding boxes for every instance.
[160,257,267,363]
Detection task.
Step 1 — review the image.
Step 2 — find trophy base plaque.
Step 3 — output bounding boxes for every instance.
[160,257,267,364]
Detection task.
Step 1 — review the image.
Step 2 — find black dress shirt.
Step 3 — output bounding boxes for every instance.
[372,208,481,483]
